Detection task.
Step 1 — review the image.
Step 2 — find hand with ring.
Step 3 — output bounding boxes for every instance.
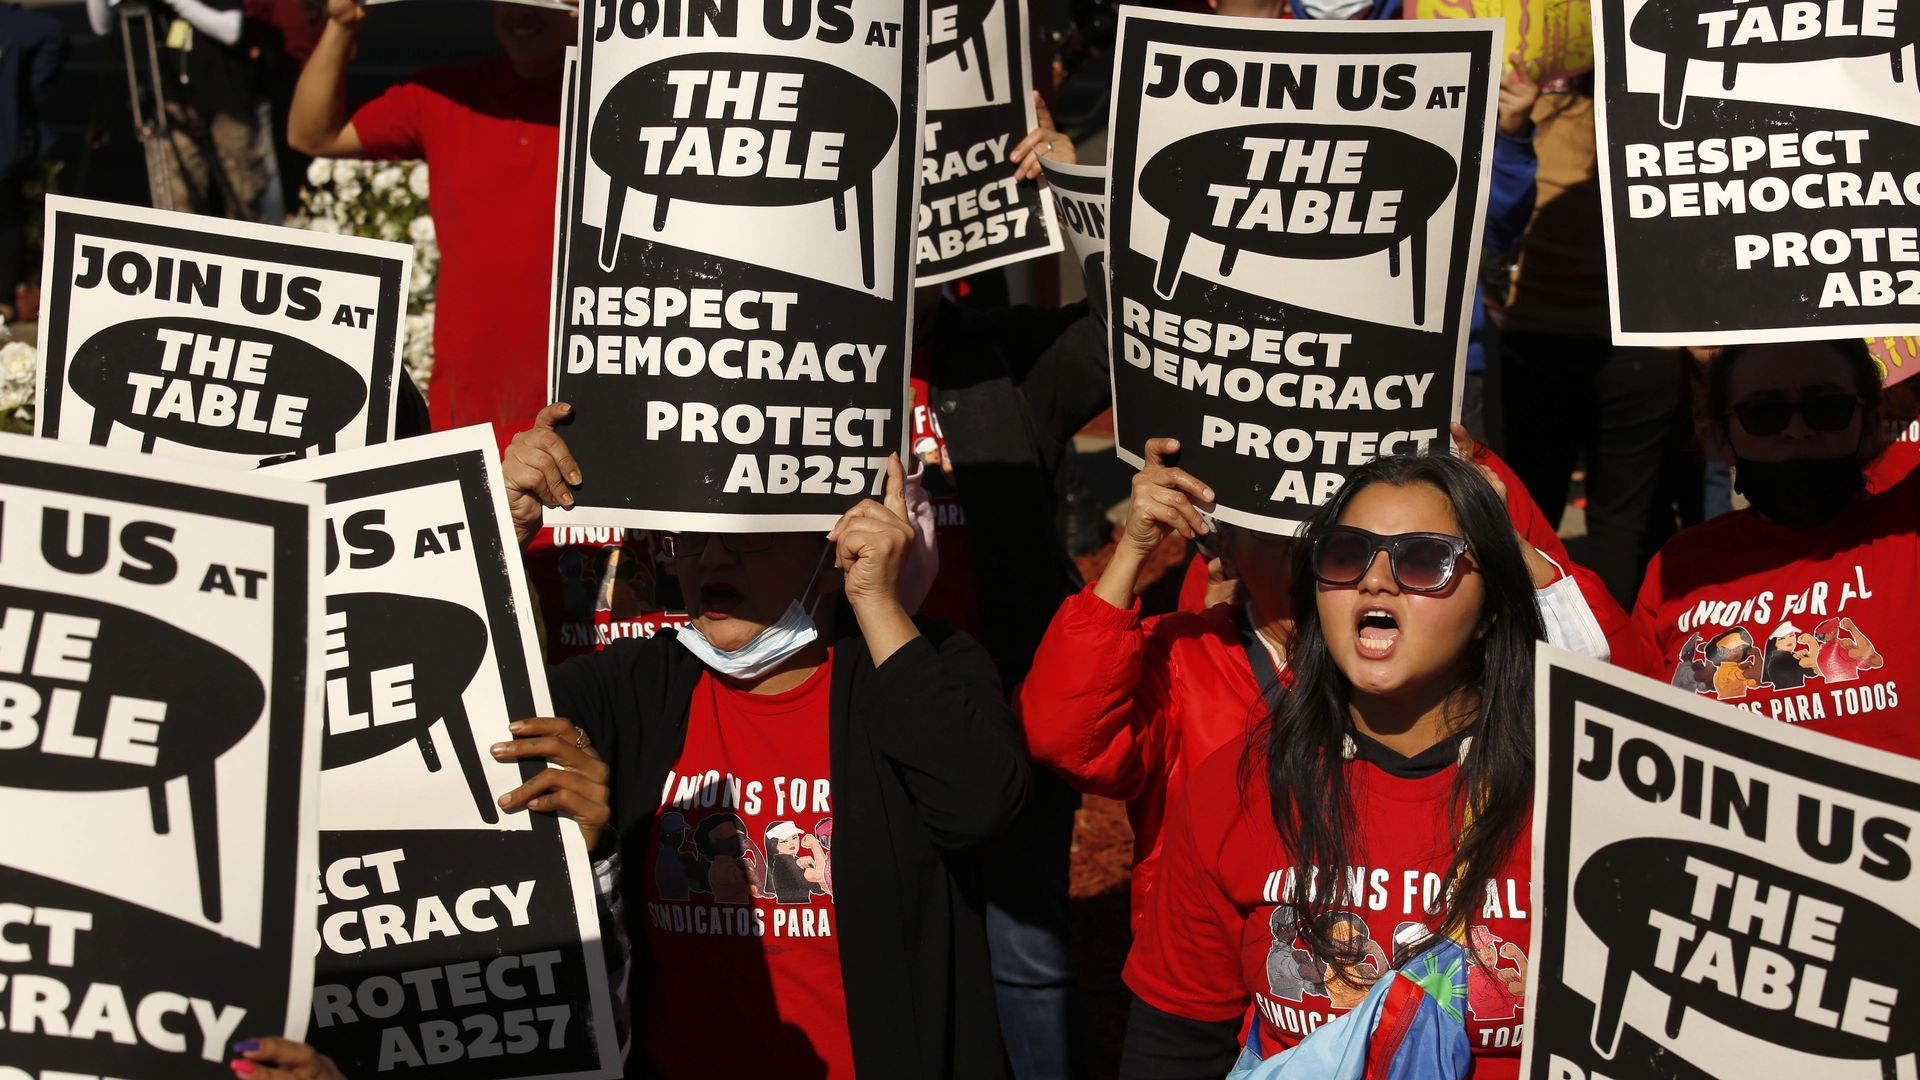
[492,717,612,849]
[1009,91,1076,181]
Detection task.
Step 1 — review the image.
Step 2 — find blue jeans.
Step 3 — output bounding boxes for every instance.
[983,768,1087,1079]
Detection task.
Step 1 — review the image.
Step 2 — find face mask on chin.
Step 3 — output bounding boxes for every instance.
[1732,453,1865,529]
[1293,0,1374,17]
[675,546,831,680]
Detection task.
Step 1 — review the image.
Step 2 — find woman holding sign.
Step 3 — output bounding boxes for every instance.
[1118,452,1545,1075]
[1625,339,1919,758]
[490,404,1030,1079]
[1017,429,1626,931]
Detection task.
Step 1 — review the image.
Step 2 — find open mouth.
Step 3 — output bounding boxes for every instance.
[1356,608,1399,659]
[699,583,744,619]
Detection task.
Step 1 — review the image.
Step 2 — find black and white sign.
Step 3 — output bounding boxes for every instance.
[0,433,324,1077]
[550,0,919,530]
[1523,647,1920,1080]
[1107,14,1499,534]
[915,0,1061,283]
[36,195,410,469]
[548,47,581,405]
[1594,0,1920,343]
[1040,157,1109,325]
[270,428,621,1078]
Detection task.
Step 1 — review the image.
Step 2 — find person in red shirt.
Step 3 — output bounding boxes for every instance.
[289,2,690,661]
[482,405,1029,1078]
[1626,339,1918,757]
[1120,453,1544,1076]
[1017,428,1632,929]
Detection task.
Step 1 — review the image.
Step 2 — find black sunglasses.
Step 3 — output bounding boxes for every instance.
[659,532,775,559]
[1729,394,1860,438]
[1311,526,1471,593]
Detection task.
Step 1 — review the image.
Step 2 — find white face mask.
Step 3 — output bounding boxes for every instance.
[1294,0,1372,17]
[674,547,830,680]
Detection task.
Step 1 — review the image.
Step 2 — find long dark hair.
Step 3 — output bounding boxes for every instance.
[1253,453,1544,973]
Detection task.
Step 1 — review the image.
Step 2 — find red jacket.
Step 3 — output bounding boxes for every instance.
[1017,450,1633,927]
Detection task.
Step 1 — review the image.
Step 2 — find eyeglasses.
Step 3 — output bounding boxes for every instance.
[1311,526,1471,593]
[658,532,775,559]
[1729,394,1860,437]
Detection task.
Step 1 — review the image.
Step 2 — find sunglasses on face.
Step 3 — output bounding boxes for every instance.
[1729,394,1860,438]
[659,532,775,559]
[1311,526,1471,593]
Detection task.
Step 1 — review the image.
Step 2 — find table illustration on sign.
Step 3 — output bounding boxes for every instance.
[0,581,266,923]
[1628,0,1919,128]
[321,591,495,824]
[1140,120,1457,327]
[68,317,366,461]
[930,0,996,98]
[592,53,901,290]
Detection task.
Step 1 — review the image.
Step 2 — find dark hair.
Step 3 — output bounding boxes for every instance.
[1706,339,1880,423]
[1252,453,1544,976]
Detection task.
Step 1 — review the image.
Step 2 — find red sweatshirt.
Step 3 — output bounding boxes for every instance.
[1124,736,1533,1075]
[1624,472,1920,758]
[1018,450,1632,927]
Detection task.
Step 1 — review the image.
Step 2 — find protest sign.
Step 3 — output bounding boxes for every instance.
[1523,646,1920,1080]
[0,433,323,1078]
[549,48,582,405]
[1040,157,1109,325]
[1871,334,1920,387]
[1594,0,1920,344]
[1406,0,1594,87]
[549,0,919,530]
[37,195,410,469]
[915,0,1062,283]
[1107,13,1499,533]
[269,428,621,1078]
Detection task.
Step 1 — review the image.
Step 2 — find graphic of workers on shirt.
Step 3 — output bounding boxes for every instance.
[1673,617,1883,700]
[763,819,829,903]
[693,812,764,904]
[1265,906,1324,1002]
[1465,925,1528,1023]
[1314,912,1389,1010]
[656,810,707,901]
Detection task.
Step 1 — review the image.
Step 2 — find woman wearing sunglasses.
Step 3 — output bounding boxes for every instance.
[1119,452,1543,1077]
[1625,339,1918,756]
[1016,429,1626,930]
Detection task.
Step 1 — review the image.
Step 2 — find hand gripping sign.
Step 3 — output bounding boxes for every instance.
[0,432,324,1079]
[552,0,917,530]
[270,428,621,1079]
[37,196,409,468]
[1523,648,1920,1080]
[1107,13,1499,534]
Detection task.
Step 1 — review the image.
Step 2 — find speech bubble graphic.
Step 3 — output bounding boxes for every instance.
[1575,836,1920,1073]
[0,586,266,922]
[67,316,367,460]
[1629,0,1920,128]
[1139,122,1458,326]
[591,53,900,289]
[322,592,495,824]
[929,0,996,99]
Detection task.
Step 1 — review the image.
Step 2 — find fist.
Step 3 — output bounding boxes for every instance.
[829,455,915,610]
[326,0,366,28]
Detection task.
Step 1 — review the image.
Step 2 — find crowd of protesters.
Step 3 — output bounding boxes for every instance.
[22,0,1918,1075]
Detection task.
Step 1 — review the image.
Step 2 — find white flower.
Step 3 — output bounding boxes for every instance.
[379,220,403,242]
[337,178,363,202]
[388,187,409,207]
[408,216,436,245]
[306,158,333,188]
[371,166,404,193]
[1,341,36,382]
[408,164,430,198]
[308,217,341,234]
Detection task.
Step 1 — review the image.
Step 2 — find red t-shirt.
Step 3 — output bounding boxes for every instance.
[526,526,689,661]
[640,659,854,1077]
[1867,420,1920,494]
[348,56,561,442]
[1627,473,1919,757]
[908,352,981,636]
[1125,738,1533,1074]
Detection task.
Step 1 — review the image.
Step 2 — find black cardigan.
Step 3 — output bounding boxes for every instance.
[548,619,1032,1079]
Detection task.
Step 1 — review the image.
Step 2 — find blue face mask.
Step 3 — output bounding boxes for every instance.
[675,547,830,680]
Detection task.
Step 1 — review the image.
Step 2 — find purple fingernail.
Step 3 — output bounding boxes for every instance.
[233,1040,259,1053]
